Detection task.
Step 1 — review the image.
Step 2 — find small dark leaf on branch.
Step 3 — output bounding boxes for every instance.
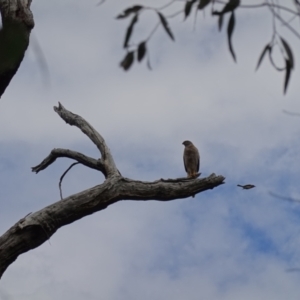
[137,41,147,62]
[124,14,138,48]
[227,11,236,62]
[157,12,175,41]
[268,46,285,72]
[198,0,212,10]
[218,14,224,31]
[280,37,294,69]
[256,44,271,70]
[213,0,240,15]
[223,0,240,13]
[284,59,292,94]
[184,1,196,20]
[116,5,143,19]
[120,51,135,71]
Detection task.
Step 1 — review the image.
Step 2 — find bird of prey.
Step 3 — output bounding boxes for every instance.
[237,184,255,190]
[183,140,200,197]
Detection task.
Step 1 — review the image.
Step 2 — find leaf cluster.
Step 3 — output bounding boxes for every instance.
[117,5,175,71]
[116,0,298,94]
[184,0,240,62]
[256,37,294,94]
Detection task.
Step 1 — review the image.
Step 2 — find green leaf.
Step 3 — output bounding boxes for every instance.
[157,12,175,41]
[120,51,135,71]
[198,0,211,10]
[116,5,143,19]
[256,44,271,70]
[280,37,294,69]
[227,11,236,62]
[137,41,147,62]
[284,59,292,94]
[123,14,138,48]
[184,1,196,20]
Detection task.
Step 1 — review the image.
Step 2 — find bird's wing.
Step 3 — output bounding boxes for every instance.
[196,148,200,172]
[183,149,188,173]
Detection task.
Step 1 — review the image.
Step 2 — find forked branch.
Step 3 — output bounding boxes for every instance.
[53,102,119,177]
[0,103,225,279]
[32,148,106,176]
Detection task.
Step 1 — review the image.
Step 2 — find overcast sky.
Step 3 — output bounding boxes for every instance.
[1,0,300,299]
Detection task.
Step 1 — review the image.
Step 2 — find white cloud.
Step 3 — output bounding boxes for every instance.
[1,0,300,299]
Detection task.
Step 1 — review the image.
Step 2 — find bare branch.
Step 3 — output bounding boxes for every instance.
[0,173,224,278]
[154,0,176,11]
[282,109,300,116]
[31,148,106,176]
[269,191,300,203]
[268,2,300,39]
[59,162,80,200]
[0,102,225,278]
[120,173,224,200]
[96,0,106,6]
[159,172,201,182]
[53,102,119,177]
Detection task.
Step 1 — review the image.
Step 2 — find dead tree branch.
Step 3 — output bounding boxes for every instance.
[32,148,106,176]
[59,162,80,200]
[0,103,225,279]
[54,102,119,177]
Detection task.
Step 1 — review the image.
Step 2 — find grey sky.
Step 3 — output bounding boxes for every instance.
[1,0,300,299]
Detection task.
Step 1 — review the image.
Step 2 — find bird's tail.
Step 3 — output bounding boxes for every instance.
[237,184,242,187]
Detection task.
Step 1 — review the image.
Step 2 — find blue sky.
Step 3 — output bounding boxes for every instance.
[1,0,300,299]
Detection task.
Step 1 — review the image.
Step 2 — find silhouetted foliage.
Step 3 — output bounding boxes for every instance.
[116,0,300,94]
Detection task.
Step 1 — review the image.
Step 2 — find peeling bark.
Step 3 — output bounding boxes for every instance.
[0,103,225,279]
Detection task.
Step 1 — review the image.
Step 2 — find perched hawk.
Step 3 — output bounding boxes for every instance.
[183,140,200,197]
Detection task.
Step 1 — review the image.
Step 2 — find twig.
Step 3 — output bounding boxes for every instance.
[146,22,160,42]
[268,2,300,39]
[59,162,80,200]
[282,109,300,116]
[32,148,106,175]
[269,191,300,203]
[96,0,105,6]
[53,103,119,177]
[155,0,176,11]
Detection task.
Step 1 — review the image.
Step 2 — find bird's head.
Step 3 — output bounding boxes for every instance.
[182,140,192,146]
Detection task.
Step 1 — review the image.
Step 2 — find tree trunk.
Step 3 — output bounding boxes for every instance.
[0,0,34,97]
